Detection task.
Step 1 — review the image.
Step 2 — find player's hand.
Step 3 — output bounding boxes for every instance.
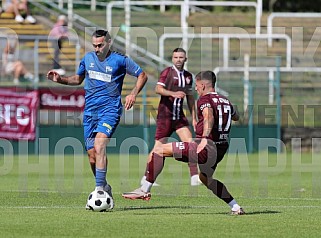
[197,138,207,154]
[125,94,136,110]
[47,70,61,82]
[172,91,186,99]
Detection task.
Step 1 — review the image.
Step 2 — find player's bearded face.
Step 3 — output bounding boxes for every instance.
[92,36,110,58]
[172,52,187,70]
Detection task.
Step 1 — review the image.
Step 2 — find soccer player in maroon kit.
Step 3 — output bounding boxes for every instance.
[123,70,245,215]
[140,48,201,186]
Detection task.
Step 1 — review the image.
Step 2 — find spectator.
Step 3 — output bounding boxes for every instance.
[2,0,36,24]
[1,36,33,84]
[49,15,68,76]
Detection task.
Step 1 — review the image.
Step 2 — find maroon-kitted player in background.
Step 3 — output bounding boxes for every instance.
[140,48,201,187]
[123,70,245,215]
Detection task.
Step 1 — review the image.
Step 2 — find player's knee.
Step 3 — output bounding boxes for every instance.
[94,144,105,156]
[153,146,164,157]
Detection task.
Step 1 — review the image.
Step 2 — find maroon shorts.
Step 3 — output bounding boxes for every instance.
[172,139,229,176]
[155,117,189,141]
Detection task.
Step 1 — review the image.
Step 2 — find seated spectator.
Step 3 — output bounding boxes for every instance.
[49,15,69,75]
[2,36,33,85]
[2,0,36,23]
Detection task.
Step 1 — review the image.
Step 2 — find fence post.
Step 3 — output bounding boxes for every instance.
[275,56,282,152]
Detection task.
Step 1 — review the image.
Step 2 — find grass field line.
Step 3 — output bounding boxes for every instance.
[2,189,321,201]
[1,205,321,210]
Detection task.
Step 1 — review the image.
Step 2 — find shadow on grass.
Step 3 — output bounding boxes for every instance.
[216,210,281,215]
[117,205,198,211]
[118,206,281,216]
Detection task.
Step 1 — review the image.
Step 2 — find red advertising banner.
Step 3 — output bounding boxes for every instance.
[39,88,85,111]
[0,89,39,140]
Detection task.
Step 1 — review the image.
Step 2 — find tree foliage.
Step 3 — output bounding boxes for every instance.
[264,0,321,12]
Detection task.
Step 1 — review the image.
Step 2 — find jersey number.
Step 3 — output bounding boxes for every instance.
[217,105,232,132]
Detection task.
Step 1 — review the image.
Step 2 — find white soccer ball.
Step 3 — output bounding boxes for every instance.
[87,189,114,212]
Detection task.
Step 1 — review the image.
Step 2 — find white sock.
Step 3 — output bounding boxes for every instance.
[141,179,153,193]
[228,199,241,211]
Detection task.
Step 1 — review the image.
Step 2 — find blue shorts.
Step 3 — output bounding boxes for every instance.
[83,113,120,151]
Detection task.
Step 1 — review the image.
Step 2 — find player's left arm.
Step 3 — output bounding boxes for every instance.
[231,104,240,121]
[197,106,214,153]
[125,71,148,110]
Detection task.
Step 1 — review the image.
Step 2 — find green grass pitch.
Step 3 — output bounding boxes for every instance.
[1,152,321,237]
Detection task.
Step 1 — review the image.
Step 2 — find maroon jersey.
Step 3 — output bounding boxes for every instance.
[196,92,236,143]
[157,66,193,120]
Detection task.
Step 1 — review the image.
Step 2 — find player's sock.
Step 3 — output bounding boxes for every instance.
[141,179,153,193]
[95,168,107,187]
[207,178,234,203]
[228,199,241,211]
[146,152,165,183]
[188,162,198,177]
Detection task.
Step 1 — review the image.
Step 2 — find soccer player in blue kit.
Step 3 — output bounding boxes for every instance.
[47,30,148,209]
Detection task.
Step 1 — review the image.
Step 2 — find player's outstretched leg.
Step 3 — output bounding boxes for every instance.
[199,173,245,215]
[123,152,165,200]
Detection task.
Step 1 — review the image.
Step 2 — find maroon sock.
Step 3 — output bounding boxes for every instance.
[188,162,198,176]
[207,178,234,204]
[146,152,165,183]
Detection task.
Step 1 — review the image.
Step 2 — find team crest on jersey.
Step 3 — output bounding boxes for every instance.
[186,77,191,84]
[89,63,95,68]
[106,66,113,72]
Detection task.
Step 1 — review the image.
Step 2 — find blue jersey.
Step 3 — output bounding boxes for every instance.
[77,51,143,117]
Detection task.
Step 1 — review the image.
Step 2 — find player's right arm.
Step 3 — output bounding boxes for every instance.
[155,84,185,98]
[47,70,85,85]
[47,56,86,85]
[155,68,185,98]
[196,106,214,154]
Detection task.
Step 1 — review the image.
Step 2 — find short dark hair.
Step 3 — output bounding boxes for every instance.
[195,71,216,87]
[92,30,111,41]
[172,47,186,54]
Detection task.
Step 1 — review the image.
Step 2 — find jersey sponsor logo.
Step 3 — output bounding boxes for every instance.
[200,103,211,111]
[219,134,228,140]
[105,66,112,72]
[88,70,111,82]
